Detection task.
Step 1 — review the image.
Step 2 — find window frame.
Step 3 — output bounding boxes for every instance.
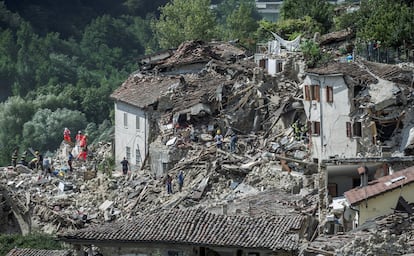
[136,115,140,130]
[326,86,333,103]
[311,121,321,136]
[126,146,131,161]
[123,112,128,128]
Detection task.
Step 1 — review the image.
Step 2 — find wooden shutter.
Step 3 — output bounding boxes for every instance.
[314,85,320,102]
[346,122,352,137]
[304,85,310,100]
[326,86,333,103]
[311,121,320,135]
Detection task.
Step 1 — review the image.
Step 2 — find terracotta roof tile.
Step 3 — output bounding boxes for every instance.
[345,165,414,205]
[110,75,180,109]
[60,208,305,252]
[6,248,71,256]
[306,62,377,85]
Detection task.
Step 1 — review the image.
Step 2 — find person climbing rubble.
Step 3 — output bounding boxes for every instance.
[75,130,83,145]
[214,129,223,149]
[64,127,71,143]
[77,146,88,161]
[68,151,74,172]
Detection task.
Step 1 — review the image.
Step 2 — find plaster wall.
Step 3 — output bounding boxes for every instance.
[82,243,275,256]
[114,102,148,171]
[302,74,357,160]
[357,182,414,225]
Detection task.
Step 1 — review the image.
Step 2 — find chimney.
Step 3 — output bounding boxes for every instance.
[358,166,368,187]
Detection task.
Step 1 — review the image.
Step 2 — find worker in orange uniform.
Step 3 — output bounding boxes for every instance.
[63,128,71,143]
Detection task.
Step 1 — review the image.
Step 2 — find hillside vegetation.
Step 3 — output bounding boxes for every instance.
[0,0,412,165]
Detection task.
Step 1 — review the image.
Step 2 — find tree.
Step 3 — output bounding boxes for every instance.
[21,108,88,153]
[280,0,334,34]
[256,17,322,43]
[0,96,35,165]
[218,0,260,49]
[356,0,414,47]
[152,0,217,49]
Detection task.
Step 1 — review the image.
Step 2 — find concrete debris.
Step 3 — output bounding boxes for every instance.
[1,39,413,256]
[303,213,414,255]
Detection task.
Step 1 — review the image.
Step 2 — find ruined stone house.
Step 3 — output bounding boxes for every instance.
[110,40,269,178]
[59,208,307,256]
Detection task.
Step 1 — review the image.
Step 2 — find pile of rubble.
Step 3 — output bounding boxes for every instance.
[0,135,315,235]
[304,213,414,255]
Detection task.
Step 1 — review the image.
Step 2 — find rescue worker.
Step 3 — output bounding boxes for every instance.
[11,148,18,168]
[64,127,71,143]
[214,129,223,149]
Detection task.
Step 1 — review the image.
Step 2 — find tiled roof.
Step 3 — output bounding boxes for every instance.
[345,166,414,205]
[306,62,377,86]
[6,248,71,256]
[59,208,305,252]
[110,75,180,109]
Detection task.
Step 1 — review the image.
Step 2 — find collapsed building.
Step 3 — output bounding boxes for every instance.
[0,36,413,255]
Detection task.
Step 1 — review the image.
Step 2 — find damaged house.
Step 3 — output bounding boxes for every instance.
[59,208,307,256]
[110,40,270,177]
[345,165,414,226]
[301,61,414,233]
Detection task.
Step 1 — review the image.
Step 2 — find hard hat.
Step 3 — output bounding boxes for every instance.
[35,151,39,155]
[217,129,221,135]
[78,131,82,133]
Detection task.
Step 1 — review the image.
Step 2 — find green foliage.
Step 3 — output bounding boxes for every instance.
[153,0,217,48]
[281,0,334,34]
[0,96,35,164]
[356,0,414,47]
[301,39,332,67]
[220,0,260,49]
[256,17,321,43]
[21,108,88,153]
[0,233,63,255]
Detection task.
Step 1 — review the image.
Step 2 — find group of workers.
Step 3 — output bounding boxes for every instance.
[214,128,238,153]
[11,147,45,172]
[64,128,88,161]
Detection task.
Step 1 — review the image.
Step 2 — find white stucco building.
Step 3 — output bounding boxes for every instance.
[110,74,180,171]
[302,72,358,160]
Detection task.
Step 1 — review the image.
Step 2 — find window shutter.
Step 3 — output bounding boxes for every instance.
[315,85,320,102]
[346,122,352,137]
[304,85,310,100]
[259,59,266,68]
[314,121,321,135]
[326,86,333,103]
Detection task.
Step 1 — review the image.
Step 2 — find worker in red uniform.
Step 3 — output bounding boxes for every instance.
[63,128,71,142]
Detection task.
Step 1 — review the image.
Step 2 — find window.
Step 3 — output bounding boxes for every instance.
[326,86,333,103]
[353,122,362,137]
[346,121,362,137]
[259,59,266,68]
[310,84,320,101]
[304,85,310,100]
[277,62,283,72]
[126,146,131,161]
[346,122,352,137]
[135,147,141,165]
[123,113,128,127]
[136,115,140,130]
[311,121,320,136]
